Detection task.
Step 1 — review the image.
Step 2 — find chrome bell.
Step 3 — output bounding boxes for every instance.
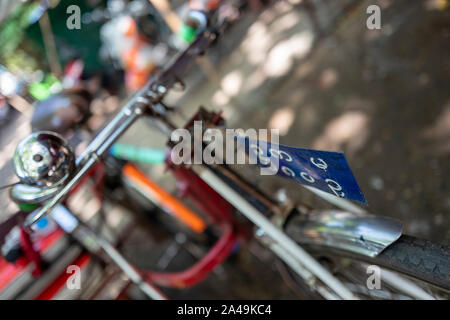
[13,131,75,188]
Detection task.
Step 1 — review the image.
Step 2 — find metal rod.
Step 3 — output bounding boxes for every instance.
[39,11,62,77]
[23,30,216,228]
[192,165,358,300]
[25,106,142,228]
[76,93,149,166]
[95,235,167,300]
[359,263,436,300]
[303,185,367,215]
[52,205,166,300]
[265,240,340,300]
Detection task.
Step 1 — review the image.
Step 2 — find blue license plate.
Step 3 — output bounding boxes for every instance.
[239,137,367,205]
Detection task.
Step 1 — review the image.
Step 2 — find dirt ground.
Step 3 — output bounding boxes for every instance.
[116,0,450,297]
[139,0,449,245]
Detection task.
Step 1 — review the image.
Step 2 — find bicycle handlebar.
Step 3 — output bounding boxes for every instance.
[24,30,217,228]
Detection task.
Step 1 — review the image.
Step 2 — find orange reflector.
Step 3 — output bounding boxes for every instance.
[122,163,206,233]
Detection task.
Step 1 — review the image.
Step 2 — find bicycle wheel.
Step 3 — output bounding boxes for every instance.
[285,214,450,299]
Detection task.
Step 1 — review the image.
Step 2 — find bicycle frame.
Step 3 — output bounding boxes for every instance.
[10,23,429,299]
[121,162,241,288]
[23,31,218,228]
[10,29,354,300]
[51,160,243,298]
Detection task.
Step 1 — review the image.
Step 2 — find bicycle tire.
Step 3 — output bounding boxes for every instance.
[285,217,450,291]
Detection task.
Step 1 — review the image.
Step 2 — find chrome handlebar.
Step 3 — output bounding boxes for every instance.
[20,31,217,228]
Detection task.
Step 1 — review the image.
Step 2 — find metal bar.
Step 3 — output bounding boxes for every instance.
[144,224,236,288]
[76,94,148,166]
[24,30,217,228]
[25,108,142,228]
[39,11,62,77]
[192,165,358,300]
[359,263,437,300]
[303,185,367,215]
[50,205,166,300]
[265,240,340,300]
[94,235,166,300]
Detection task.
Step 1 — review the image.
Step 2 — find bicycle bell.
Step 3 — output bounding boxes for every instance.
[13,131,75,188]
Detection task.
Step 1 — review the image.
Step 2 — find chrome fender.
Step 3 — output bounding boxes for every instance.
[286,210,403,257]
[10,183,60,204]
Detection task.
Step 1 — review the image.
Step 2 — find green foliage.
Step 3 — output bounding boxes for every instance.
[0,2,39,71]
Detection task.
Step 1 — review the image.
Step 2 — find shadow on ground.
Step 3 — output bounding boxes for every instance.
[169,0,450,244]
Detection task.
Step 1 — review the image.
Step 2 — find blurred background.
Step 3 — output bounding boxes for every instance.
[0,0,449,299]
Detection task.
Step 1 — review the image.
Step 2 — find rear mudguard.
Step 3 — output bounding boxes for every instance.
[285,210,403,258]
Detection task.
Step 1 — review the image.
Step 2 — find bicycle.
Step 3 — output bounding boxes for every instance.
[4,8,450,300]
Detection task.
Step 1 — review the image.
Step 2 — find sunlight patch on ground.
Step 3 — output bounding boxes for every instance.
[0,120,30,171]
[272,0,294,15]
[259,7,277,24]
[263,31,314,77]
[312,111,369,154]
[221,70,243,97]
[270,11,301,34]
[268,107,295,135]
[424,0,448,10]
[211,89,237,122]
[242,21,272,65]
[219,104,236,120]
[317,68,339,89]
[422,101,450,154]
[287,0,303,4]
[212,89,231,106]
[242,69,266,92]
